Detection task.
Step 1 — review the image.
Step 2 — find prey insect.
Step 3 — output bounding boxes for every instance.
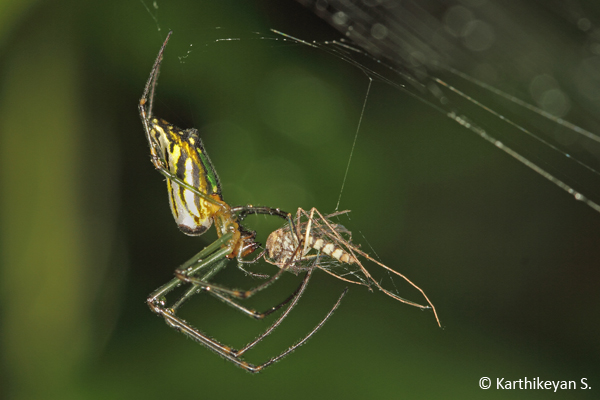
[140,31,347,373]
[264,207,440,327]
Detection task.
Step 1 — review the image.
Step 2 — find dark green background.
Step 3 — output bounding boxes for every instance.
[0,1,598,399]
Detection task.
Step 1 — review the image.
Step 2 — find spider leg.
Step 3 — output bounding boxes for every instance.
[207,279,303,320]
[175,261,288,299]
[149,257,348,373]
[232,205,301,248]
[166,266,307,325]
[140,31,172,118]
[154,285,347,373]
[232,205,290,221]
[151,204,306,317]
[155,308,260,371]
[237,247,270,279]
[147,233,234,314]
[237,266,270,279]
[176,224,314,301]
[169,258,229,312]
[238,248,267,264]
[169,257,304,320]
[237,260,271,279]
[139,32,224,210]
[251,286,348,372]
[233,266,313,356]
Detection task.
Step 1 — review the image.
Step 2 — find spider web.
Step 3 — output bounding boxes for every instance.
[273,2,600,310]
[124,3,600,386]
[294,0,600,215]
[139,0,600,217]
[137,0,600,308]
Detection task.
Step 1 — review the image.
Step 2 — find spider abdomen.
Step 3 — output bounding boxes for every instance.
[149,118,223,236]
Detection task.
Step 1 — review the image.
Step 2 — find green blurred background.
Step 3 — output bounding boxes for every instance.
[0,0,598,399]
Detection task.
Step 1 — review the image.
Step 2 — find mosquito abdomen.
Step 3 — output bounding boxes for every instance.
[266,224,358,268]
[307,235,357,264]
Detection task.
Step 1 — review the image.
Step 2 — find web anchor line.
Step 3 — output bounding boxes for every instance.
[448,111,600,214]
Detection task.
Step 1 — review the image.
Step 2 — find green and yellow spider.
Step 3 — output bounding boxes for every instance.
[140,31,346,373]
[140,31,438,373]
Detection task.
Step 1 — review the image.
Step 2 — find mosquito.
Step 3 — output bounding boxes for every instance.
[263,207,440,327]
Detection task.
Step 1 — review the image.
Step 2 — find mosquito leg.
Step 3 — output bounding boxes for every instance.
[302,207,317,255]
[304,207,441,326]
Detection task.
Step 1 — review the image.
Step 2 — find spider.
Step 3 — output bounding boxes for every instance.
[139,31,347,373]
